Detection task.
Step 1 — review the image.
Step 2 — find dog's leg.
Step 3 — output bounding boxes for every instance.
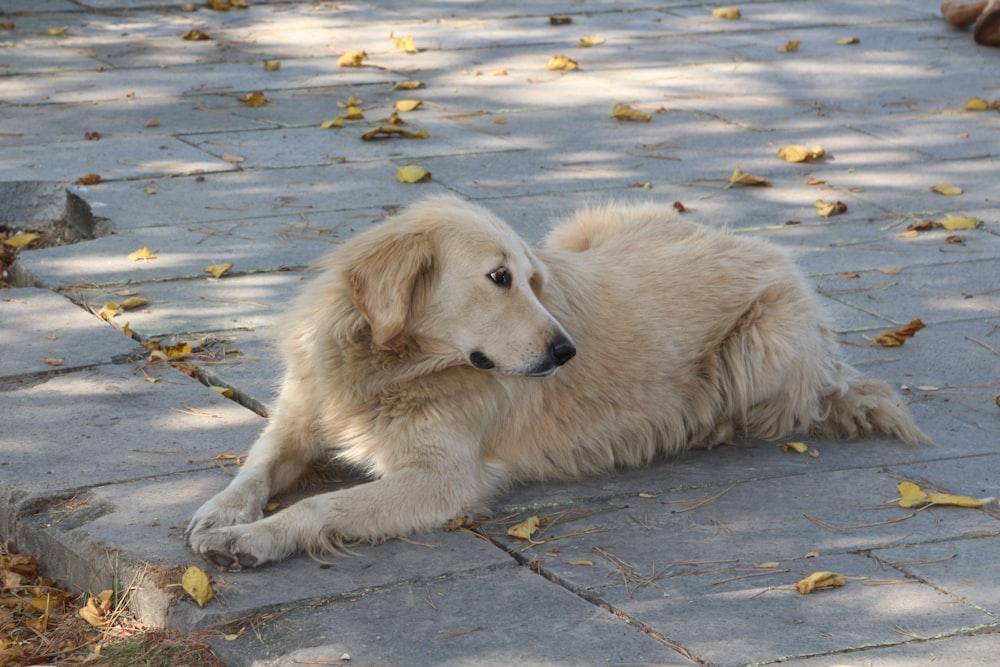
[189,448,496,570]
[186,419,322,557]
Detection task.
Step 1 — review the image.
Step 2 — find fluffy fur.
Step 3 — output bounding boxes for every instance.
[187,196,928,570]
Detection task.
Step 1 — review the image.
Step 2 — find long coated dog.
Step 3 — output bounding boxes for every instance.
[187,196,928,570]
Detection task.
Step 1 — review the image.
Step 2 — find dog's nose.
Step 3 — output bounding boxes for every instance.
[550,335,576,366]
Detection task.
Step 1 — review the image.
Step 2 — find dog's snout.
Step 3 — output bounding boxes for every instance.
[550,335,576,367]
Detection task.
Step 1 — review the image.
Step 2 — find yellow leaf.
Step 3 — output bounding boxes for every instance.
[638,492,658,499]
[360,126,428,141]
[4,232,40,249]
[578,35,605,47]
[180,4,195,10]
[45,358,63,366]
[396,165,431,183]
[320,118,344,129]
[47,26,69,36]
[76,173,101,185]
[180,29,211,41]
[726,167,771,188]
[182,565,214,607]
[777,40,801,53]
[567,560,593,566]
[210,385,234,398]
[930,184,963,196]
[98,301,119,320]
[342,106,364,120]
[777,145,825,163]
[612,103,651,122]
[145,119,160,127]
[493,117,507,125]
[0,21,15,30]
[238,91,268,107]
[263,59,281,71]
[965,96,991,110]
[815,199,847,217]
[394,99,422,112]
[712,7,741,19]
[128,245,157,261]
[337,50,367,67]
[781,441,809,454]
[507,516,541,540]
[223,628,246,641]
[120,296,149,310]
[795,571,846,594]
[873,319,925,347]
[547,55,579,71]
[927,492,984,508]
[337,95,363,108]
[937,215,981,230]
[897,481,929,508]
[393,80,424,90]
[231,0,248,7]
[163,342,192,359]
[836,36,860,45]
[205,263,233,278]
[390,33,419,54]
[78,590,114,627]
[207,0,231,9]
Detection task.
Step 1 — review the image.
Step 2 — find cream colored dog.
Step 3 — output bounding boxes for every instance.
[187,196,928,570]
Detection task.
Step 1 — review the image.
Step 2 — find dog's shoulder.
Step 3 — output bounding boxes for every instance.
[544,202,703,252]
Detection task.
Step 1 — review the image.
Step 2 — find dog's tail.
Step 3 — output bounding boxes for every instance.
[813,363,932,444]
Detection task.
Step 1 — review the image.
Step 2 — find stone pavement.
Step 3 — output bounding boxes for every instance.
[2,0,999,664]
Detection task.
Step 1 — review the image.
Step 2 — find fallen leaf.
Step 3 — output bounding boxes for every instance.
[578,35,605,47]
[507,516,541,540]
[76,173,101,186]
[360,126,428,141]
[612,103,651,122]
[337,95,363,108]
[4,232,40,249]
[781,441,809,453]
[878,267,902,275]
[805,177,826,185]
[0,21,15,29]
[726,167,771,188]
[180,29,211,41]
[45,358,63,366]
[547,55,579,71]
[907,220,935,232]
[777,40,801,53]
[712,7,741,19]
[162,342,192,359]
[873,319,925,347]
[567,560,593,566]
[836,36,860,45]
[182,565,214,607]
[965,97,994,111]
[337,50,367,67]
[937,215,981,230]
[205,263,233,278]
[47,26,69,36]
[320,118,344,129]
[796,571,846,594]
[930,183,963,196]
[550,15,573,25]
[928,492,985,507]
[128,245,157,261]
[896,229,920,239]
[220,152,245,163]
[145,119,160,127]
[837,272,860,279]
[238,91,268,107]
[393,80,424,90]
[97,301,119,320]
[78,590,114,627]
[390,33,419,54]
[210,385,233,398]
[394,99,422,112]
[896,481,986,509]
[343,106,364,120]
[897,480,928,508]
[673,201,687,212]
[638,492,658,499]
[120,296,149,310]
[946,234,965,244]
[493,117,507,124]
[777,144,825,163]
[144,187,156,195]
[207,0,231,9]
[180,3,195,10]
[263,59,281,71]
[815,199,847,217]
[395,165,431,183]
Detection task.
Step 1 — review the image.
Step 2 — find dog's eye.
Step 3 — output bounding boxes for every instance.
[488,267,511,288]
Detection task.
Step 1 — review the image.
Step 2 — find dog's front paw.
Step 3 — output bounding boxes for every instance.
[189,522,291,572]
[186,485,267,544]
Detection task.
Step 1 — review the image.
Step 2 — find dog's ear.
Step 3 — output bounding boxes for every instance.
[343,231,435,346]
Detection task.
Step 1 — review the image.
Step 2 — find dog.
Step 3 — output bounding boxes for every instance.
[186,196,929,570]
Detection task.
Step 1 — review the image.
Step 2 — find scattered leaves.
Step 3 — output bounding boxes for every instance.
[181,566,214,607]
[390,33,419,54]
[337,50,367,67]
[507,516,541,540]
[781,441,809,454]
[180,29,211,41]
[578,35,605,47]
[965,96,1000,111]
[127,245,157,261]
[396,165,431,183]
[263,59,281,71]
[547,55,579,71]
[873,319,925,347]
[726,167,771,188]
[360,126,428,141]
[795,571,846,594]
[777,144,825,163]
[76,173,101,186]
[205,263,233,278]
[896,481,985,509]
[712,7,741,19]
[394,99,422,112]
[238,91,268,107]
[777,40,801,53]
[78,589,114,626]
[612,103,651,122]
[815,199,847,217]
[930,183,963,196]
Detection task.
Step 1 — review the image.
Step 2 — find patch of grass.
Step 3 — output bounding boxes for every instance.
[97,630,224,667]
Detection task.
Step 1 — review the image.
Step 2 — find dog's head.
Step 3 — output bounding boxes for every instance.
[342,197,575,377]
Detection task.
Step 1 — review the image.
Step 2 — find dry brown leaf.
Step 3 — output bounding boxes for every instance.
[76,173,101,186]
[220,152,245,163]
[550,15,573,25]
[612,103,651,122]
[360,126,428,141]
[930,183,963,196]
[263,59,281,71]
[205,263,233,278]
[712,7,741,19]
[778,144,825,163]
[777,40,801,53]
[337,50,367,67]
[796,571,846,594]
[180,29,211,41]
[837,271,860,279]
[238,91,268,107]
[78,590,114,627]
[120,296,149,310]
[726,167,771,188]
[145,119,160,127]
[878,267,903,275]
[547,55,579,71]
[815,199,847,217]
[873,319,925,347]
